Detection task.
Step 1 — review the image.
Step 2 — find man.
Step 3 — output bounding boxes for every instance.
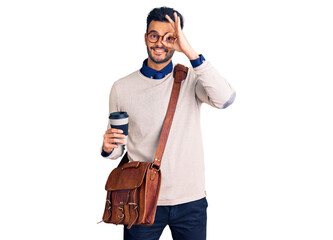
[101,7,236,240]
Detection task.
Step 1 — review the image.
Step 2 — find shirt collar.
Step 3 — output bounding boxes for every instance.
[140,59,173,79]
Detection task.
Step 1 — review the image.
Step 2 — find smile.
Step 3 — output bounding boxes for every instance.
[151,47,168,54]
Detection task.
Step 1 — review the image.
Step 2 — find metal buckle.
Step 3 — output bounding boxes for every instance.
[128,203,138,210]
[107,200,112,210]
[150,163,160,171]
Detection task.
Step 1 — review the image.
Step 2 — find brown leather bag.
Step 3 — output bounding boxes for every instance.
[98,64,188,229]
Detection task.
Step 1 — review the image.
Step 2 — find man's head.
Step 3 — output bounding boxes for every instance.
[146,7,184,33]
[145,7,184,67]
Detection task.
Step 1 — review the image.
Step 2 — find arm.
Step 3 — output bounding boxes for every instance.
[164,12,236,109]
[101,82,125,160]
[194,60,236,109]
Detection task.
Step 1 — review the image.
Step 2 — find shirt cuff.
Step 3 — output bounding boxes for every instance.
[190,54,206,68]
[101,148,113,157]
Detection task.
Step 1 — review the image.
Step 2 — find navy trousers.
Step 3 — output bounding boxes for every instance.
[124,197,208,240]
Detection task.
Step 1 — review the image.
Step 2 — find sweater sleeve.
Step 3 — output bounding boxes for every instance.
[194,61,236,109]
[101,82,125,160]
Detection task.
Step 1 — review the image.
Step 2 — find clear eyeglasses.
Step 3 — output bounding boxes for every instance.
[146,31,177,44]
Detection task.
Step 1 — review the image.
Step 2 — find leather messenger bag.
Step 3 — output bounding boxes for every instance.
[98,64,188,229]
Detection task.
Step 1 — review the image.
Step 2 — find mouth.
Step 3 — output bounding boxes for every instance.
[151,47,168,55]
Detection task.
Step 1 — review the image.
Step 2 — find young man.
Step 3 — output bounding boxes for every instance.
[101,7,236,240]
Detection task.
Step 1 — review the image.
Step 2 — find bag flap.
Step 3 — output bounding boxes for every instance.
[105,161,150,191]
[122,161,140,169]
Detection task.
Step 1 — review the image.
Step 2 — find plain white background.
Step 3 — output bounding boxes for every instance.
[1,0,332,239]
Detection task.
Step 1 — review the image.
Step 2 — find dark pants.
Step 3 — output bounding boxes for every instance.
[124,197,208,240]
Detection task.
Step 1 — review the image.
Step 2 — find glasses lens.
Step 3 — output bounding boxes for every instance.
[147,33,158,43]
[164,33,175,44]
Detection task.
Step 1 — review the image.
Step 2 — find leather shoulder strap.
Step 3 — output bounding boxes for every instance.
[118,64,188,168]
[152,64,188,169]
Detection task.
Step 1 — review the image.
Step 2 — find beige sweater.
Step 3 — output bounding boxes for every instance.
[102,61,235,205]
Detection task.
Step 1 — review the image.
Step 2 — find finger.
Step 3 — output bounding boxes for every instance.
[161,40,173,49]
[104,144,118,149]
[173,13,181,31]
[104,133,125,139]
[103,145,118,153]
[173,12,179,29]
[105,138,124,144]
[103,141,118,148]
[112,128,123,133]
[107,133,126,139]
[165,14,174,24]
[174,12,178,26]
[111,138,125,144]
[107,128,123,134]
[165,14,176,30]
[177,16,181,29]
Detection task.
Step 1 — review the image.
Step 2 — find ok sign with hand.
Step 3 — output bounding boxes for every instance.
[163,12,200,61]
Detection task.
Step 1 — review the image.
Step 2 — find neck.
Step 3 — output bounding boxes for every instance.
[147,58,171,71]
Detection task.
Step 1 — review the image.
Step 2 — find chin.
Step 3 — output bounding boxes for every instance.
[153,57,167,64]
[147,47,174,64]
[151,54,174,64]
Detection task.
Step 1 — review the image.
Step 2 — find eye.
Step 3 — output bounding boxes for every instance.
[149,33,158,39]
[166,36,175,43]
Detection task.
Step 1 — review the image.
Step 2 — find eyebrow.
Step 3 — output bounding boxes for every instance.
[147,30,159,34]
[147,30,171,35]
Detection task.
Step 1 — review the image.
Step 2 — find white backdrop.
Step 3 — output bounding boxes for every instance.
[1,0,332,239]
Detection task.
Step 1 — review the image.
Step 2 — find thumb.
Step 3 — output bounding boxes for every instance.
[162,41,174,50]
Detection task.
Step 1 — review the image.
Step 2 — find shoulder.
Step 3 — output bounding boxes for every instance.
[173,63,197,83]
[114,70,140,86]
[173,63,193,77]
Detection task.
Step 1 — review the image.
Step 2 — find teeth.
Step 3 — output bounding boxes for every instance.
[154,49,164,53]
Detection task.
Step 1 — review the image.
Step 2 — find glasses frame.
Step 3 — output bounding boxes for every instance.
[146,31,177,44]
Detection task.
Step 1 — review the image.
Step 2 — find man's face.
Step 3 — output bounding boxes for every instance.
[145,20,175,64]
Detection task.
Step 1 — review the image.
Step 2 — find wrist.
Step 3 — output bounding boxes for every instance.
[184,48,199,60]
[103,146,113,154]
[101,147,114,157]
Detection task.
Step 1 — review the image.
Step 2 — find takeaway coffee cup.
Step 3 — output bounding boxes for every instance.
[109,111,129,145]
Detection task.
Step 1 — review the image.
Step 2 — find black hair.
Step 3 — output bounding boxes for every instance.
[146,7,184,33]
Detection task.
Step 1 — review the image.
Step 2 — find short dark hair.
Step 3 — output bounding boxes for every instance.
[146,7,184,33]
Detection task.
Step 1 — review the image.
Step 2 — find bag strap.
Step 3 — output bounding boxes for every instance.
[117,64,188,168]
[152,64,188,169]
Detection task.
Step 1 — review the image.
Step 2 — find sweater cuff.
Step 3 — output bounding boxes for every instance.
[190,54,206,68]
[101,148,113,157]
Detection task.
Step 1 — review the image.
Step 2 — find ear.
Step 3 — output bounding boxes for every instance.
[144,33,148,46]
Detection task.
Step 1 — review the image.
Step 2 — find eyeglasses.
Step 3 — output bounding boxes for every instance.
[146,31,177,44]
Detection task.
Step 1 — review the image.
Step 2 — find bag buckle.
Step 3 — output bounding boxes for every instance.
[150,163,160,171]
[151,158,160,171]
[128,202,138,210]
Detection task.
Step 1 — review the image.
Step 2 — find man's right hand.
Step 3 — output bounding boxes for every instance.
[102,128,126,154]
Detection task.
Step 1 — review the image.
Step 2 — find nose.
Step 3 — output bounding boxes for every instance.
[155,42,163,48]
[155,36,165,46]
